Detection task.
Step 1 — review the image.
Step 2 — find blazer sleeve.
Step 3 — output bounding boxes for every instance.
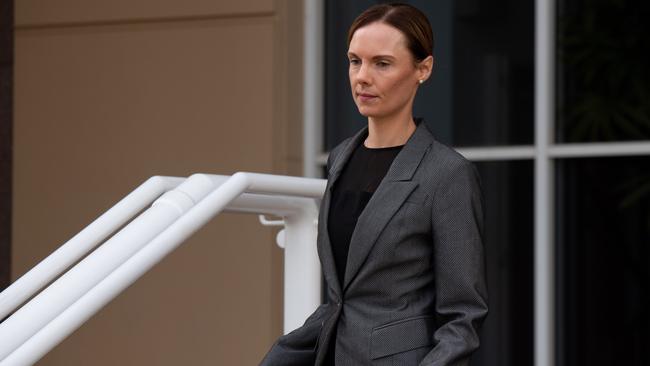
[419,159,489,366]
[259,303,330,366]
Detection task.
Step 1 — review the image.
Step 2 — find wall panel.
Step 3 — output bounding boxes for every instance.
[13,4,294,364]
[16,0,273,27]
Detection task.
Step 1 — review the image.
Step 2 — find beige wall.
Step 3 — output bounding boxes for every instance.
[13,0,303,364]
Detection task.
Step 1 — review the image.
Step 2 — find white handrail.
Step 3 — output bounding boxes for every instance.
[0,176,184,321]
[0,174,216,361]
[0,172,326,366]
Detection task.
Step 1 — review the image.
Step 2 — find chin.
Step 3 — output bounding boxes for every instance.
[358,110,392,120]
[356,106,379,118]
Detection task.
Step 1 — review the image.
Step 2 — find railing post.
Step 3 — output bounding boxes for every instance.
[281,208,321,333]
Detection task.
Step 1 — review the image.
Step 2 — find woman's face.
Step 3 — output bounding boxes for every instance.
[348,22,430,120]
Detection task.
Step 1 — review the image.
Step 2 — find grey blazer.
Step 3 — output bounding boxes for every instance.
[261,120,488,365]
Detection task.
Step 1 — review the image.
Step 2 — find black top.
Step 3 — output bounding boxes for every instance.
[327,140,404,286]
[323,139,403,365]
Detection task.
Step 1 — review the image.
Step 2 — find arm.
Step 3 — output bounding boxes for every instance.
[419,159,489,366]
[259,303,329,366]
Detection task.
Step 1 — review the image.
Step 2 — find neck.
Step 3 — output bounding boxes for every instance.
[365,112,416,148]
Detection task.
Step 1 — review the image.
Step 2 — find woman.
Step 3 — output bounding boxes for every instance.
[261,3,487,365]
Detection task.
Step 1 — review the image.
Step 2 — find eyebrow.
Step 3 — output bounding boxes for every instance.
[347,52,396,61]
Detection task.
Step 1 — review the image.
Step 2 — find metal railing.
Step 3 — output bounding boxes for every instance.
[0,172,326,365]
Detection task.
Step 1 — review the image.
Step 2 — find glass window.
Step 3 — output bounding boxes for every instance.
[325,0,534,149]
[556,0,650,142]
[556,156,650,365]
[472,161,534,366]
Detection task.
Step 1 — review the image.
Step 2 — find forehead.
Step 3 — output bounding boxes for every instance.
[348,22,408,56]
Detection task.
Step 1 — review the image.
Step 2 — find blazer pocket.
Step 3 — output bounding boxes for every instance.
[370,315,436,360]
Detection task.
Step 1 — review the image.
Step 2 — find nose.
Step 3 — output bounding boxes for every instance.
[355,62,371,85]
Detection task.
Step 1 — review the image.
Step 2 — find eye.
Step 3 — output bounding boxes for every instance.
[349,58,360,66]
[376,61,390,68]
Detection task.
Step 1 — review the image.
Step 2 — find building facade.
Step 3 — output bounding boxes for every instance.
[1,0,648,365]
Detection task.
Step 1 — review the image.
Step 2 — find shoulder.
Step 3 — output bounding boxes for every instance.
[407,119,476,181]
[330,136,353,158]
[326,135,356,170]
[421,138,477,180]
[414,137,482,206]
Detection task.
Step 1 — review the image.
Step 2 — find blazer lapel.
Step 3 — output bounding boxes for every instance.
[342,121,433,292]
[319,120,435,296]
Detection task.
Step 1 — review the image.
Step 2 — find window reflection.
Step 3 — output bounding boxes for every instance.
[472,161,534,366]
[557,156,650,365]
[557,0,650,142]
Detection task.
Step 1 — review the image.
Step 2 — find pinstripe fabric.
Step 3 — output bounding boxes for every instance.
[260,120,488,365]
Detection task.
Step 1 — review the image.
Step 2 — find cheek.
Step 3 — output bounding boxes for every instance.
[381,74,415,102]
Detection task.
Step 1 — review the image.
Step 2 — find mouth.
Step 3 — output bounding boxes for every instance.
[357,93,378,103]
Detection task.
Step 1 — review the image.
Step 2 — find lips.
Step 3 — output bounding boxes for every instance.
[357,93,378,103]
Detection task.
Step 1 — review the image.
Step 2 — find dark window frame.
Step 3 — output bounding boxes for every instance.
[0,0,13,292]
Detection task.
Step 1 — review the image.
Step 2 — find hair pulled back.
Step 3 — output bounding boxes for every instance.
[347,3,434,62]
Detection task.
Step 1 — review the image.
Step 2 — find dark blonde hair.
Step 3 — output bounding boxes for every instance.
[347,3,434,62]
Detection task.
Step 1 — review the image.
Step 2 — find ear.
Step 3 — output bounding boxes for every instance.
[416,55,434,83]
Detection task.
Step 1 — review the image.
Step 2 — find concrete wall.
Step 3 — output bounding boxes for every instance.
[12,0,303,364]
